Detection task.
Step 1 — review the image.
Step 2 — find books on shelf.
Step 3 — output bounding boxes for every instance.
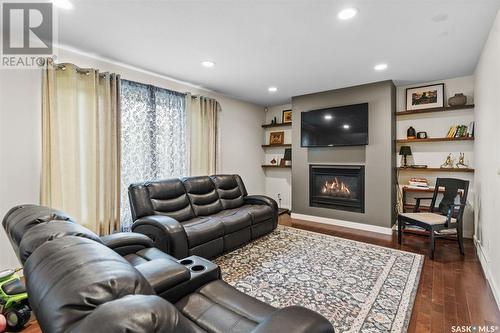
[446,122,474,138]
[407,177,429,189]
[468,121,474,137]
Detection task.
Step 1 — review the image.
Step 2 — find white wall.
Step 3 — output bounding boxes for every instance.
[0,46,266,270]
[263,103,292,209]
[396,76,475,237]
[0,69,42,269]
[474,9,500,309]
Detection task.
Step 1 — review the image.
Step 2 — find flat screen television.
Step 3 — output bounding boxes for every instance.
[301,103,368,147]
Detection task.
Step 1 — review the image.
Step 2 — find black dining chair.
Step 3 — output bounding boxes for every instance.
[398,178,469,259]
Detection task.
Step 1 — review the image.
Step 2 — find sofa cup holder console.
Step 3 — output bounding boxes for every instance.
[190,265,206,272]
[158,255,220,303]
[178,256,211,275]
[180,259,194,266]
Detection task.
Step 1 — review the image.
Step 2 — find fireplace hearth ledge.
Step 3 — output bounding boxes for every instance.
[290,213,393,235]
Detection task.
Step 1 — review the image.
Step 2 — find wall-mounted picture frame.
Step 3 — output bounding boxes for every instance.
[406,83,444,111]
[269,131,285,145]
[282,109,292,123]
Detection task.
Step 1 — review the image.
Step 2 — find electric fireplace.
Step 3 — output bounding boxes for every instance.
[309,165,365,213]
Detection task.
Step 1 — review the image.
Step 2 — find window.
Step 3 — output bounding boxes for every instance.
[120,79,187,230]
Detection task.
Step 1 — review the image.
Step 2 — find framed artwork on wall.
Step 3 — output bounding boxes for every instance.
[406,83,444,110]
[282,109,292,123]
[269,131,285,145]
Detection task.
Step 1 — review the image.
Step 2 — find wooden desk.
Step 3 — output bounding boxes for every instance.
[401,186,442,212]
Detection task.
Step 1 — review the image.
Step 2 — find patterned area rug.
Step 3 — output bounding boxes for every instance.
[215,226,423,333]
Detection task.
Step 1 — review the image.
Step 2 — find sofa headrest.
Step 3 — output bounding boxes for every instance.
[72,294,192,332]
[181,176,223,216]
[2,204,75,254]
[18,220,103,264]
[128,175,248,221]
[129,179,195,222]
[24,236,155,333]
[210,175,246,210]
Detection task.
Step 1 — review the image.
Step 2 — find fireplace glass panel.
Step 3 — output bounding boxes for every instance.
[313,175,360,202]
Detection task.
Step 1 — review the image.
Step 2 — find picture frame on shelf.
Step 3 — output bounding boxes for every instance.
[282,109,292,123]
[269,131,285,145]
[406,83,444,111]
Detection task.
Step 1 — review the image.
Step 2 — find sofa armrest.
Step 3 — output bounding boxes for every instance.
[132,215,189,259]
[244,195,279,227]
[251,306,334,333]
[135,258,190,293]
[72,295,196,333]
[100,232,154,256]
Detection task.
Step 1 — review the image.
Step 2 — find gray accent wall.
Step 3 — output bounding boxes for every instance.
[291,80,396,228]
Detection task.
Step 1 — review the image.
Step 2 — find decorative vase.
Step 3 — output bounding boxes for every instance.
[448,93,467,106]
[407,126,416,140]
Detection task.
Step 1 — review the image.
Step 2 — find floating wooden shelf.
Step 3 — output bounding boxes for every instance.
[401,186,463,195]
[261,144,292,148]
[396,137,474,144]
[395,104,474,116]
[262,165,291,168]
[262,122,292,128]
[401,186,444,193]
[398,167,474,173]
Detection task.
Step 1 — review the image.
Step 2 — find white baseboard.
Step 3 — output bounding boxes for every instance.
[474,236,500,311]
[290,213,393,235]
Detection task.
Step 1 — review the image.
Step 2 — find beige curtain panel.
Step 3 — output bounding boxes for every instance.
[187,95,220,176]
[41,59,121,235]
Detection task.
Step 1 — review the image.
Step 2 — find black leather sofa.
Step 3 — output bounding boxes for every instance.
[129,174,278,259]
[2,205,335,333]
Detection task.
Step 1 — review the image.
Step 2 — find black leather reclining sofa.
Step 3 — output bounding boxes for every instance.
[129,174,278,259]
[2,205,334,333]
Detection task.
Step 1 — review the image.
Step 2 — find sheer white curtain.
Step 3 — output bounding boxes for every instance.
[120,80,187,230]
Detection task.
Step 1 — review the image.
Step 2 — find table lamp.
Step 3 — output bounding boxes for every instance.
[399,146,412,168]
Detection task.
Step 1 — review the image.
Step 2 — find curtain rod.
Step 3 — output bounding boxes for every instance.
[186,94,215,100]
[56,63,111,78]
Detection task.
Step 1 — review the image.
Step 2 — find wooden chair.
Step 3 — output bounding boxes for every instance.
[397,178,469,259]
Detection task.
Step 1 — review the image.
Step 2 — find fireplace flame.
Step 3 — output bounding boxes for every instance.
[321,177,352,196]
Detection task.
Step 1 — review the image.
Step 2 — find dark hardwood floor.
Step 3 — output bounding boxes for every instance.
[279,214,500,333]
[16,215,500,333]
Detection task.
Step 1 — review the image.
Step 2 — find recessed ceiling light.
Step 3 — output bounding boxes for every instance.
[374,63,388,71]
[343,124,350,129]
[53,0,73,10]
[338,8,358,20]
[201,60,215,68]
[324,115,333,120]
[268,87,278,93]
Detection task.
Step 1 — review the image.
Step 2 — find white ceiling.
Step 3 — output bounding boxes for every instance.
[58,0,500,106]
